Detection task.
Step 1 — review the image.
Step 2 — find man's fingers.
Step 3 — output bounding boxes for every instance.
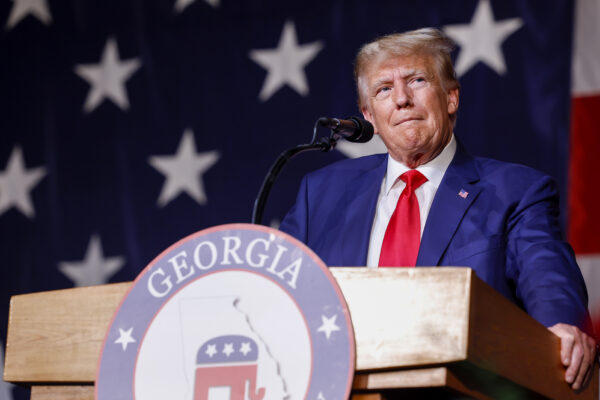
[548,322,597,391]
[571,341,589,390]
[549,324,575,366]
[586,336,597,360]
[566,341,583,385]
[562,335,575,366]
[573,335,598,390]
[579,363,593,391]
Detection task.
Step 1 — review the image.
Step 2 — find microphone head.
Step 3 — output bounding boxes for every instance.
[346,116,374,143]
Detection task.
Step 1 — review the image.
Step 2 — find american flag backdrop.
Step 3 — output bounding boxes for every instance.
[1,0,599,398]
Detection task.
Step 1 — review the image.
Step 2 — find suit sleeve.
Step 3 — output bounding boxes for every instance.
[505,174,591,331]
[278,175,309,244]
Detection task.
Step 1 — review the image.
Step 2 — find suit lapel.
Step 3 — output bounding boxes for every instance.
[341,155,387,266]
[417,145,481,266]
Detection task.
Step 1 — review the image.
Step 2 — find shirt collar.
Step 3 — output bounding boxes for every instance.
[384,134,457,195]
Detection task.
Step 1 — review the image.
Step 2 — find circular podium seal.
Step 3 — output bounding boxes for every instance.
[96,223,355,400]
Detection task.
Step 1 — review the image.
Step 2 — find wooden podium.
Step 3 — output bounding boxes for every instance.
[3,267,598,399]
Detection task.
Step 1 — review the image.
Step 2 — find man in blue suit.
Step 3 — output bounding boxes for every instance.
[280,28,596,390]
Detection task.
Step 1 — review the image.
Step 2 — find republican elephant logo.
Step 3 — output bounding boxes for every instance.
[193,335,266,400]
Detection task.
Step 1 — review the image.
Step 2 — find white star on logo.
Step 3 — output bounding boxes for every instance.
[317,314,340,340]
[239,342,252,356]
[249,20,324,101]
[223,343,234,357]
[5,0,52,30]
[205,344,217,358]
[74,37,141,113]
[0,145,46,219]
[114,327,136,351]
[148,128,220,207]
[58,234,125,287]
[174,0,219,13]
[443,0,523,77]
[317,392,326,400]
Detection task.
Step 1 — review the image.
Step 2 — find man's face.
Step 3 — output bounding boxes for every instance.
[360,54,459,167]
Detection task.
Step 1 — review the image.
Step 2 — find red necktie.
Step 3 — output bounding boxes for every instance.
[379,170,428,267]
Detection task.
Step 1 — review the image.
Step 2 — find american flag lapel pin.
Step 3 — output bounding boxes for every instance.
[458,189,469,199]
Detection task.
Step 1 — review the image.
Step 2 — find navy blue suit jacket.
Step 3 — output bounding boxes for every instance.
[279,145,590,329]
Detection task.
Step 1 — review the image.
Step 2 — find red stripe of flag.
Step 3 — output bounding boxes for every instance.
[568,95,600,254]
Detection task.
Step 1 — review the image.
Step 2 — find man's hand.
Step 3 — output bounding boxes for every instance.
[548,323,597,390]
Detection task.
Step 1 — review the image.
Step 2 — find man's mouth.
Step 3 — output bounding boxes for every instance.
[394,117,420,125]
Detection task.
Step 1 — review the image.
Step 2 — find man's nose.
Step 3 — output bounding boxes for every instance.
[392,82,411,107]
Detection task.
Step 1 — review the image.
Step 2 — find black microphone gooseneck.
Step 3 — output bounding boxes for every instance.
[252,116,374,225]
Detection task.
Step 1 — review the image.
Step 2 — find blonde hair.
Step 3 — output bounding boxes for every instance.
[354,28,460,123]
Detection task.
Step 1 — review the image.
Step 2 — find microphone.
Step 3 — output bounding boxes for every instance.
[318,116,374,143]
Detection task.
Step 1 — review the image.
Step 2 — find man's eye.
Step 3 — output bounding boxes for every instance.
[375,87,391,99]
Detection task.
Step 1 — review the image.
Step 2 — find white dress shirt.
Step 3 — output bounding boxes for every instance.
[366,135,457,267]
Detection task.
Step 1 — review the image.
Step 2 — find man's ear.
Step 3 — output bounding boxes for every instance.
[362,106,378,133]
[447,87,459,115]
